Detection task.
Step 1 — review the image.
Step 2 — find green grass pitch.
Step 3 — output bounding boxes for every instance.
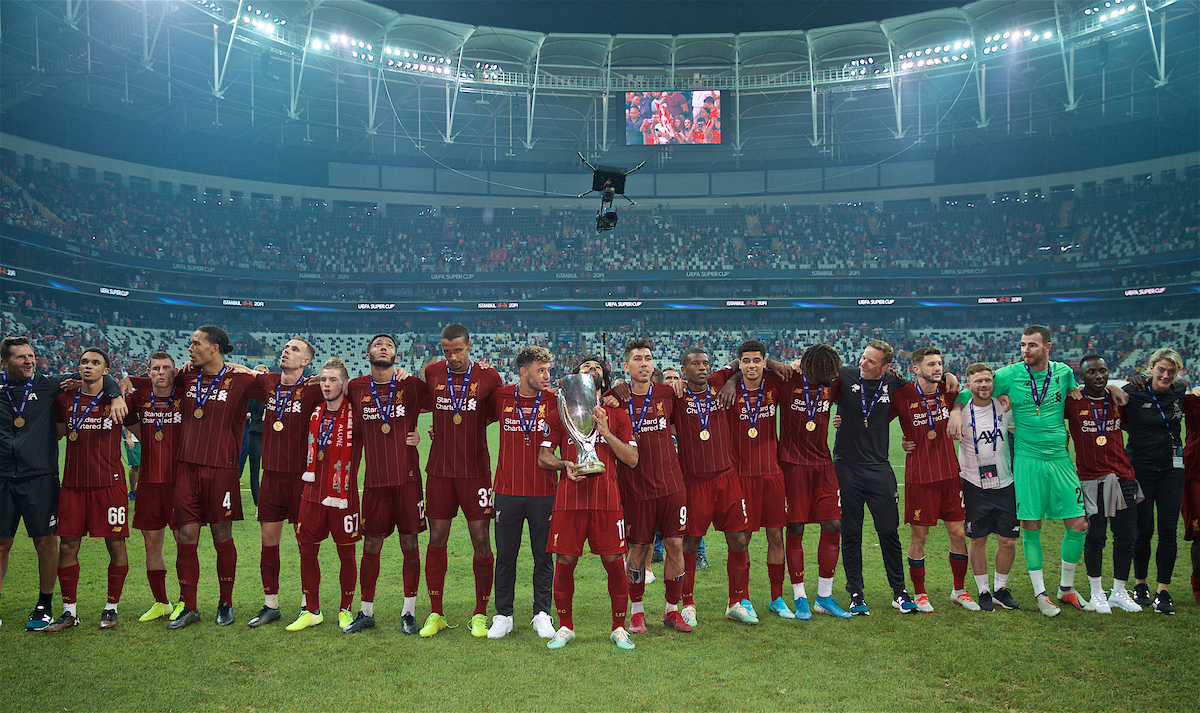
[1,415,1196,712]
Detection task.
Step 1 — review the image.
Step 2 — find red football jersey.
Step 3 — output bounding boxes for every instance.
[546,404,632,512]
[424,360,503,479]
[347,374,430,488]
[125,387,183,485]
[490,386,559,498]
[607,382,684,501]
[673,385,735,478]
[709,368,783,478]
[1185,394,1200,482]
[256,372,324,474]
[890,382,960,485]
[54,391,125,488]
[777,375,838,466]
[1066,393,1135,481]
[171,368,257,469]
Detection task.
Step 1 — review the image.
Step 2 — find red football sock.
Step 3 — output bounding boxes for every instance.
[665,575,684,606]
[214,539,237,606]
[553,560,577,630]
[360,552,381,603]
[817,531,841,579]
[147,568,168,604]
[728,549,749,606]
[425,545,448,614]
[1192,575,1200,606]
[949,552,969,591]
[177,543,200,611]
[58,563,80,605]
[472,554,494,616]
[683,552,697,606]
[908,557,927,596]
[299,542,321,613]
[260,544,280,595]
[401,547,420,599]
[603,559,629,631]
[628,573,646,604]
[107,563,129,604]
[786,533,805,584]
[767,562,785,600]
[337,544,357,612]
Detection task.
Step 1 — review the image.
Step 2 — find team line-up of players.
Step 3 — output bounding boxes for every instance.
[2,322,1196,650]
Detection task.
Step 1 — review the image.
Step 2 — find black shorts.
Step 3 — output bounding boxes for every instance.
[962,480,1020,540]
[0,474,60,539]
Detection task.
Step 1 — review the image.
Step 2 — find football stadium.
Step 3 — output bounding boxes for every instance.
[1,0,1198,710]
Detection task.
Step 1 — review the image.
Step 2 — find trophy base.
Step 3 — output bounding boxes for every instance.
[575,461,606,478]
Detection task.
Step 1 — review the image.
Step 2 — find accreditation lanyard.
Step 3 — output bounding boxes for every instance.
[1149,391,1182,450]
[970,400,999,457]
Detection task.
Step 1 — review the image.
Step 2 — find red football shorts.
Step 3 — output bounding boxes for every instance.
[547,509,626,557]
[1183,477,1200,541]
[360,484,427,538]
[783,462,841,524]
[624,491,688,545]
[132,481,174,532]
[683,468,748,537]
[905,478,966,527]
[740,472,788,532]
[258,469,304,524]
[424,474,494,521]
[58,485,130,539]
[296,497,363,545]
[173,463,243,527]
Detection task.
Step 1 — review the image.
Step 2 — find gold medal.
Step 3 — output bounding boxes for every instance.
[453,413,463,425]
[194,408,204,419]
[272,421,284,432]
[927,431,937,440]
[699,429,710,441]
[805,421,816,432]
[1096,435,1108,447]
[154,431,164,442]
[317,450,324,461]
[381,423,392,434]
[13,417,25,428]
[524,435,531,446]
[747,427,759,439]
[68,431,79,441]
[864,419,869,428]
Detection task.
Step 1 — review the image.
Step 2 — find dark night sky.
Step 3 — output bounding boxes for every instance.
[367,1,965,35]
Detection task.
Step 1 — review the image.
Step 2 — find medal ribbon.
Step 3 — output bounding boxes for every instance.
[1086,392,1110,441]
[70,388,105,433]
[1149,391,1182,448]
[914,380,941,435]
[153,386,176,436]
[1025,365,1052,415]
[689,386,713,434]
[627,386,653,436]
[369,373,397,427]
[970,400,999,457]
[515,386,543,443]
[739,378,764,431]
[447,362,474,418]
[274,378,301,423]
[194,365,228,413]
[2,372,35,423]
[801,374,819,424]
[859,377,886,424]
[317,407,338,452]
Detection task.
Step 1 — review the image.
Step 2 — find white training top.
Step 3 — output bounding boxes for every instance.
[957,398,1014,489]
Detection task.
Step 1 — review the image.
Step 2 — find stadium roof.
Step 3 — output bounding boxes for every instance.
[1,0,1196,173]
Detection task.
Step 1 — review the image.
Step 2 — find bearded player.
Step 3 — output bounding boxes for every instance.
[289,358,361,631]
[123,352,183,622]
[247,338,324,628]
[342,334,429,634]
[891,347,976,613]
[607,339,692,634]
[420,324,503,638]
[44,349,130,631]
[539,359,639,650]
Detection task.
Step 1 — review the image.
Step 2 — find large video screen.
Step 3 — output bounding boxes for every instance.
[625,90,721,145]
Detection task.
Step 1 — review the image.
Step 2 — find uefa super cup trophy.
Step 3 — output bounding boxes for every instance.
[557,374,606,477]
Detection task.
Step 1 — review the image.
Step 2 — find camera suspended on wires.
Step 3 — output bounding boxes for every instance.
[578,153,646,233]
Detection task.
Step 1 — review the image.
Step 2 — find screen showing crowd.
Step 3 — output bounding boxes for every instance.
[625,91,721,145]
